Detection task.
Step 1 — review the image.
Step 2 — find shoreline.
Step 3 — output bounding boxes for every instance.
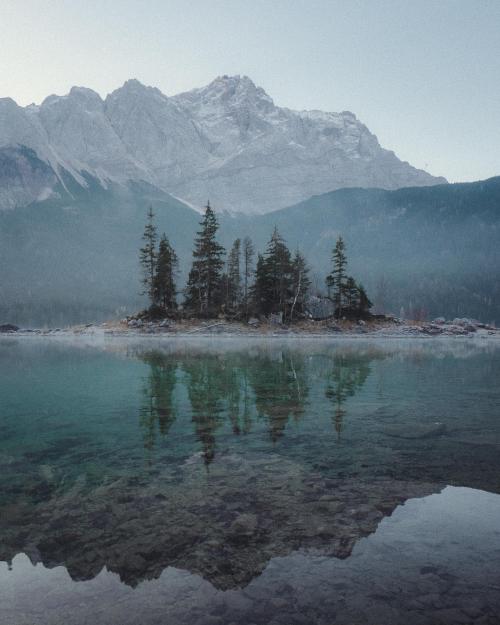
[2,317,499,341]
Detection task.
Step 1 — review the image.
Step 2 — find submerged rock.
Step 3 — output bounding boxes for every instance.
[0,452,440,590]
[229,513,258,538]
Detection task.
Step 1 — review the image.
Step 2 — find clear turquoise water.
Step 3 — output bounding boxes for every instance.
[1,337,500,624]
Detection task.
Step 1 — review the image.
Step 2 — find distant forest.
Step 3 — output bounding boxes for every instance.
[1,177,499,327]
[139,203,372,322]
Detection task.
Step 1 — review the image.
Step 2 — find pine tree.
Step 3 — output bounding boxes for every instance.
[227,238,242,311]
[357,283,373,318]
[252,253,267,315]
[343,276,359,316]
[139,205,158,307]
[290,250,311,320]
[184,202,226,317]
[154,234,178,312]
[242,236,255,317]
[253,227,293,319]
[326,236,347,318]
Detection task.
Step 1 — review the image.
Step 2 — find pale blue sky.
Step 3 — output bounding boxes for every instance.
[1,0,499,182]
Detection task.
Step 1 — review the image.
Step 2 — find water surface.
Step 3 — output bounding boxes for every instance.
[1,337,499,624]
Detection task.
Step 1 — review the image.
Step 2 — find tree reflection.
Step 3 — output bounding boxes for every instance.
[183,355,242,466]
[139,352,178,453]
[138,347,376,461]
[247,351,309,442]
[325,353,372,440]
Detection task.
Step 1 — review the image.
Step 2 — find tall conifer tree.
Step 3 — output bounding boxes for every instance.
[357,284,373,318]
[184,202,225,316]
[139,205,158,306]
[344,276,359,314]
[227,238,242,311]
[242,236,255,317]
[326,236,347,318]
[290,250,311,320]
[253,227,293,318]
[252,253,267,316]
[154,234,178,312]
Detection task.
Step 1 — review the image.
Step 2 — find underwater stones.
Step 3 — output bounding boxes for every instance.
[317,497,345,515]
[0,449,444,591]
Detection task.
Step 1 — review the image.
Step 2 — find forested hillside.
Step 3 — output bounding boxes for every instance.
[1,177,499,325]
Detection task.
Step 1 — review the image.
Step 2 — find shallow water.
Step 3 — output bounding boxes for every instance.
[1,337,500,624]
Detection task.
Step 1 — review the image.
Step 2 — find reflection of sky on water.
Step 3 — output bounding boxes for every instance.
[2,486,500,625]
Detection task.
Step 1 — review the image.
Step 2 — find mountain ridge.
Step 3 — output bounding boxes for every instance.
[0,75,446,214]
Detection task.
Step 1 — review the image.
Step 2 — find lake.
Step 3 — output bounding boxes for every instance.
[1,337,500,624]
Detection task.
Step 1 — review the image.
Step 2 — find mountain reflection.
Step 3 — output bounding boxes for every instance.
[138,348,374,461]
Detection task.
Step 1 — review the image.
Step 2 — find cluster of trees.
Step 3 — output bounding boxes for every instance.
[325,237,373,319]
[139,203,372,321]
[139,206,178,314]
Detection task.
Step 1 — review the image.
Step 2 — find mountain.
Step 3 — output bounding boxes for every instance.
[0,177,498,326]
[0,76,445,214]
[0,182,201,326]
[222,177,500,322]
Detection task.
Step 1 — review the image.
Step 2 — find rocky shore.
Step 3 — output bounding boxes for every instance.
[1,316,499,339]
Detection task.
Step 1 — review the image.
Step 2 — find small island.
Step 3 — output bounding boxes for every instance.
[2,203,498,339]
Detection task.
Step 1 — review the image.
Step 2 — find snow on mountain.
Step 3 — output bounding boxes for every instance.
[37,86,144,184]
[0,75,446,213]
[104,79,207,188]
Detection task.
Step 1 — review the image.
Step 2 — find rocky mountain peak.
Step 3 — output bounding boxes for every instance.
[209,74,273,102]
[0,75,447,214]
[40,86,103,111]
[106,79,168,106]
[175,74,275,116]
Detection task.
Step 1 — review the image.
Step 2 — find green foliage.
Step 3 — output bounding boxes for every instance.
[3,176,500,325]
[154,234,178,312]
[139,205,158,305]
[326,236,347,315]
[357,284,373,318]
[242,236,255,317]
[226,238,242,312]
[184,202,226,317]
[326,236,372,319]
[290,250,311,320]
[253,227,294,319]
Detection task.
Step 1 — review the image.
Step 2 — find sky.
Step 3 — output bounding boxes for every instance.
[1,0,499,182]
